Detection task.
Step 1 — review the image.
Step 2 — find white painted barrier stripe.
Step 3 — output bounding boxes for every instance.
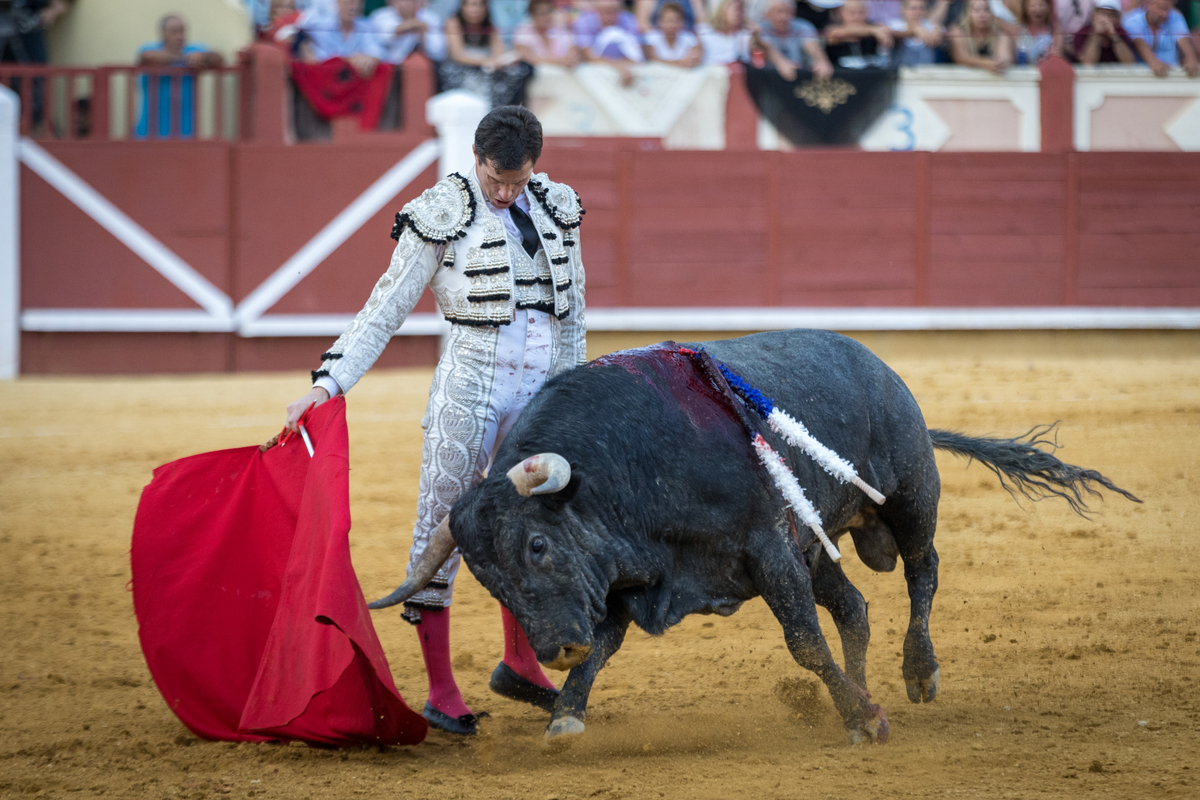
[238,307,1200,335]
[584,307,1200,331]
[16,139,233,320]
[0,87,18,380]
[22,309,236,332]
[239,312,448,337]
[20,306,1199,334]
[234,139,441,327]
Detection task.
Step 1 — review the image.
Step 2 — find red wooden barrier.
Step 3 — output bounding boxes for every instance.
[0,63,244,142]
[17,141,1200,375]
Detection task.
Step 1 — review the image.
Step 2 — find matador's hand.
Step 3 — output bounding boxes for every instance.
[260,386,331,452]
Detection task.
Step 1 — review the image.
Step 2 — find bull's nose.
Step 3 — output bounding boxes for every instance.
[543,643,592,672]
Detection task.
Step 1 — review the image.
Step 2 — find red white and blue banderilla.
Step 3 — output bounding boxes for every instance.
[684,348,887,563]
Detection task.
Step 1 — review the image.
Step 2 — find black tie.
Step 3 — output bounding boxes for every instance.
[509,203,541,259]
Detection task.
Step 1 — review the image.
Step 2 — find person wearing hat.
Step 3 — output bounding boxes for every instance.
[1073,0,1134,64]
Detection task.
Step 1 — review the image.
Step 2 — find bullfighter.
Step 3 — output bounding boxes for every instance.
[273,105,586,736]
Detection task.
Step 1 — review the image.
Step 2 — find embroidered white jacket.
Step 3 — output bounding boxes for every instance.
[312,169,587,394]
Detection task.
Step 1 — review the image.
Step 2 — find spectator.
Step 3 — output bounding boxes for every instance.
[948,0,1014,72]
[136,14,223,139]
[440,0,535,105]
[693,0,752,65]
[1073,0,1135,63]
[1123,0,1199,76]
[643,1,704,64]
[369,0,442,63]
[938,0,1018,30]
[990,0,1019,28]
[513,0,579,65]
[888,0,945,64]
[639,0,697,29]
[795,0,843,33]
[297,0,338,14]
[867,0,903,25]
[1014,0,1060,62]
[417,0,448,62]
[574,0,641,51]
[490,0,530,45]
[1054,0,1093,44]
[260,0,303,53]
[584,0,646,62]
[138,13,224,68]
[824,0,895,67]
[1,0,69,133]
[299,0,384,76]
[753,0,834,79]
[0,0,68,63]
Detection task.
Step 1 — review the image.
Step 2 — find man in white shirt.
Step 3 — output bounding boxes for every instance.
[299,0,384,75]
[368,0,448,63]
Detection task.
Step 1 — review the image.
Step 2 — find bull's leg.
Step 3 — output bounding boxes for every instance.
[544,606,632,745]
[899,545,939,702]
[810,557,870,691]
[882,495,941,703]
[751,538,888,744]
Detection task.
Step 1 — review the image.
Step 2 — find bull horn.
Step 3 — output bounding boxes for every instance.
[507,453,572,496]
[368,516,455,610]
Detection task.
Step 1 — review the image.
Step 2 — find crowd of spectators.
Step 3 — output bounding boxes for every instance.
[240,0,1199,99]
[116,0,1200,138]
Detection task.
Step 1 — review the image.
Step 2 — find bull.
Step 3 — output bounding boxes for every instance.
[372,330,1138,745]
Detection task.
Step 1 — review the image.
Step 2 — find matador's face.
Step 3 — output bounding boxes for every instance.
[473,151,534,210]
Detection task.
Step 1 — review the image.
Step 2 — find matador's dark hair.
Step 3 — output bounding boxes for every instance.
[474,106,543,172]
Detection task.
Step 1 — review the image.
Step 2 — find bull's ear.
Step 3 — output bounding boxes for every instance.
[537,471,582,511]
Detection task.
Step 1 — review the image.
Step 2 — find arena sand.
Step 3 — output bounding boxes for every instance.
[1,331,1197,800]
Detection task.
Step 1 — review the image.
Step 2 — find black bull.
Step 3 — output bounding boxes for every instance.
[373,330,1139,745]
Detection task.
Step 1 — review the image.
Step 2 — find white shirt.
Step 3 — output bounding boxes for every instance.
[487,191,533,243]
[643,29,700,62]
[990,0,1017,25]
[366,7,445,63]
[369,6,422,63]
[696,24,750,65]
[418,8,447,62]
[591,26,646,62]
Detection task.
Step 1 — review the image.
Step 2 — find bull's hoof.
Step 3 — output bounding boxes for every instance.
[904,667,940,704]
[846,705,889,745]
[543,715,585,749]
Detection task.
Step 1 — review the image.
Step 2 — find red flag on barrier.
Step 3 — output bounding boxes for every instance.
[290,57,394,131]
[131,398,427,746]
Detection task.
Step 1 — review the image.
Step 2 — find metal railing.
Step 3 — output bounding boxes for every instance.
[0,64,244,142]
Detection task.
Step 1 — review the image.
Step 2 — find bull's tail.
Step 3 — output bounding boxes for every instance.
[928,423,1141,517]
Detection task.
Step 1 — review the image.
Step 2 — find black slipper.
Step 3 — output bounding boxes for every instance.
[422,702,487,736]
[489,661,559,713]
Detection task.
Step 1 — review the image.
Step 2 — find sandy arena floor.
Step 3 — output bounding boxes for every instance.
[1,332,1197,800]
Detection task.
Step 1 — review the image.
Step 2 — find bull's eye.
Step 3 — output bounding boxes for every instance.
[530,536,546,555]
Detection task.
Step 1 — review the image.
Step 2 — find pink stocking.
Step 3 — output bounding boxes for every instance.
[501,604,557,690]
[415,608,473,718]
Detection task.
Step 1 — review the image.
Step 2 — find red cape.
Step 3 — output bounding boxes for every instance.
[131,398,427,746]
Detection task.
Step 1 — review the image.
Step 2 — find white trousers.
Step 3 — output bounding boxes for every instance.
[402,309,554,620]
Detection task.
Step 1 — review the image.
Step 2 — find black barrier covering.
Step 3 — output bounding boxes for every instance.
[744,65,898,147]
